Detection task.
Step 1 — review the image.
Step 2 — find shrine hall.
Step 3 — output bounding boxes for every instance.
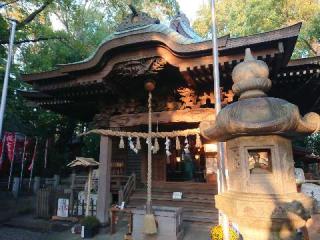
[20,9,320,225]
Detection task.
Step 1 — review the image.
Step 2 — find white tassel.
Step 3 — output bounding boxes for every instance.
[153,138,159,154]
[175,136,181,150]
[184,137,190,154]
[128,137,138,154]
[119,136,124,149]
[195,134,202,148]
[136,137,141,150]
[165,137,171,157]
[146,138,154,151]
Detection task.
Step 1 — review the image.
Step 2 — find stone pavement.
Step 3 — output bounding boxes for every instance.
[0,221,211,240]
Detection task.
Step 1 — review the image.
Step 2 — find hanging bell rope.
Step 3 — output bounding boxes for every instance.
[143,80,157,235]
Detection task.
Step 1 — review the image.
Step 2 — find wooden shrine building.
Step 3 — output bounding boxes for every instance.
[21,9,320,224]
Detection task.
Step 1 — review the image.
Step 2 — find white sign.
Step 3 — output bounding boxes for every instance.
[57,198,69,218]
[172,192,182,200]
[206,157,218,174]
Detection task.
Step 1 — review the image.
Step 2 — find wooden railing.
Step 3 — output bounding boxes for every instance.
[118,173,136,205]
[111,175,129,193]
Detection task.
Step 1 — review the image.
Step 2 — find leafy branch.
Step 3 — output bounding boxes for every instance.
[0,36,64,45]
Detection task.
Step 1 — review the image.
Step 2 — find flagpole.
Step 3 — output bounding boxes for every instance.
[29,137,38,189]
[7,133,16,189]
[20,136,27,189]
[44,138,49,169]
[0,134,6,170]
[0,20,16,137]
[211,0,229,239]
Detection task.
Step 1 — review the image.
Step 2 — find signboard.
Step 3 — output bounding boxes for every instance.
[57,198,69,218]
[206,157,218,174]
[172,192,182,200]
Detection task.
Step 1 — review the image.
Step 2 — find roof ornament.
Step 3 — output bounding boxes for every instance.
[115,4,160,33]
[129,4,138,16]
[169,12,202,41]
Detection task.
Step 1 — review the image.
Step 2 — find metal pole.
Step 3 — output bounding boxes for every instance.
[86,167,92,216]
[29,137,38,189]
[20,136,27,189]
[7,133,16,189]
[211,0,229,238]
[0,20,16,137]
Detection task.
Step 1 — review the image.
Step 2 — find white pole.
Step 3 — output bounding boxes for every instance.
[211,0,229,239]
[29,137,38,189]
[20,136,27,189]
[0,20,16,137]
[86,167,93,216]
[44,138,48,169]
[7,133,17,189]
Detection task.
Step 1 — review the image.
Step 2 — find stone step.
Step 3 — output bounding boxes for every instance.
[128,199,215,209]
[134,188,217,195]
[132,191,215,201]
[128,182,219,225]
[130,194,214,204]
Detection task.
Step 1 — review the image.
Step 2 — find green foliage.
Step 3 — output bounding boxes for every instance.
[306,133,320,156]
[0,0,179,177]
[192,0,320,58]
[80,216,100,229]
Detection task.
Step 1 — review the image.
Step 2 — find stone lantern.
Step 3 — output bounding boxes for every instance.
[200,48,320,240]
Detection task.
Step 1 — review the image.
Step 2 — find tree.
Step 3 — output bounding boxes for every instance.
[0,0,179,176]
[192,0,320,58]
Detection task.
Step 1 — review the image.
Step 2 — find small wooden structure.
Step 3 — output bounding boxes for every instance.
[68,157,99,216]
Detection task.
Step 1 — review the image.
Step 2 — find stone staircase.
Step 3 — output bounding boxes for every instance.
[127,181,218,225]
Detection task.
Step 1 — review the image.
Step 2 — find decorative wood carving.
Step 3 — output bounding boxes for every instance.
[109,108,215,128]
[92,87,233,128]
[177,88,199,110]
[112,57,167,78]
[177,87,234,110]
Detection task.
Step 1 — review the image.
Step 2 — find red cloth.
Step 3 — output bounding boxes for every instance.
[5,132,15,162]
[0,137,4,170]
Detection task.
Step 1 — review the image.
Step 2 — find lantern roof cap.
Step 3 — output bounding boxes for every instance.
[200,48,320,141]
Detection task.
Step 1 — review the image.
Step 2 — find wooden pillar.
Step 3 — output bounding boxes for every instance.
[96,136,112,225]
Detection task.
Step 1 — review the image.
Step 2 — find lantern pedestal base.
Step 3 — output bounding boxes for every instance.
[216,191,314,240]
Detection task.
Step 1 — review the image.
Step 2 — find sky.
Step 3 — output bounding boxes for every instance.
[177,0,205,23]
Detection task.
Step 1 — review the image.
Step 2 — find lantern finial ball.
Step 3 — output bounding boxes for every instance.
[145,79,156,92]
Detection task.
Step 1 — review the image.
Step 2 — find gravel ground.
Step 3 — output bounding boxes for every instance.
[0,222,211,240]
[0,224,130,240]
[0,226,47,240]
